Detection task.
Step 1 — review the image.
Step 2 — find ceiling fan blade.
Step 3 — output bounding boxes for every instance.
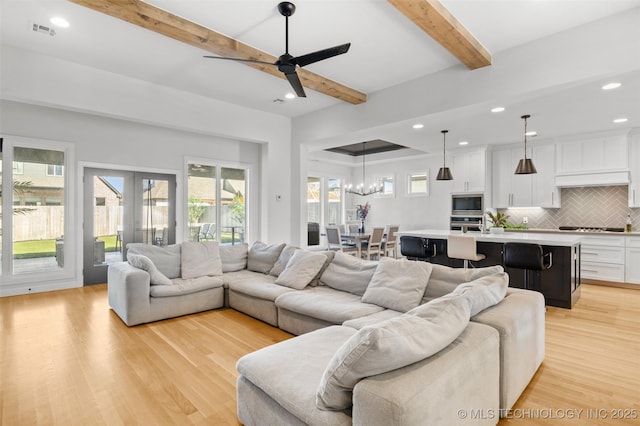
[203,55,275,66]
[285,71,306,97]
[295,43,351,68]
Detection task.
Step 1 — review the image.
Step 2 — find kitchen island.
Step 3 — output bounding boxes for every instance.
[397,229,582,308]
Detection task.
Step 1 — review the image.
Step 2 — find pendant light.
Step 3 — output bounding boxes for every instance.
[514,114,537,174]
[436,130,453,180]
[345,142,383,196]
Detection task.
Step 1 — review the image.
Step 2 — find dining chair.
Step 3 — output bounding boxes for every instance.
[348,223,361,234]
[447,234,486,268]
[325,226,358,256]
[382,225,399,258]
[362,227,385,260]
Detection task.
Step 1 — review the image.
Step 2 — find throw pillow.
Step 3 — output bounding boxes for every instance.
[275,250,328,290]
[126,243,181,279]
[452,272,509,316]
[424,264,504,300]
[308,250,335,287]
[181,241,223,279]
[320,251,377,296]
[361,257,433,312]
[247,241,286,274]
[316,294,472,410]
[219,243,248,272]
[269,244,300,277]
[128,253,172,285]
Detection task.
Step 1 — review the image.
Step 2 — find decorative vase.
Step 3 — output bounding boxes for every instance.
[359,220,365,234]
[490,227,505,234]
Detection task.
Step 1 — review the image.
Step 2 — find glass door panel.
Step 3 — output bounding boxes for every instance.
[187,164,217,242]
[221,167,245,245]
[307,177,321,246]
[83,169,175,285]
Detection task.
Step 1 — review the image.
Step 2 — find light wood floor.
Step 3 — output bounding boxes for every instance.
[1,284,639,425]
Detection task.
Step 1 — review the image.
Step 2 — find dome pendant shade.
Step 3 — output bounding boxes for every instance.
[436,129,453,181]
[436,167,453,180]
[515,158,537,174]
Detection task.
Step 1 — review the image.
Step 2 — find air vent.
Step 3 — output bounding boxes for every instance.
[30,21,56,37]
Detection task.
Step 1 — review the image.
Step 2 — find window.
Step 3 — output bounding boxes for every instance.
[12,146,66,274]
[13,162,23,175]
[327,178,342,225]
[46,164,64,176]
[407,171,429,195]
[307,177,321,224]
[95,197,106,206]
[376,174,395,197]
[187,162,247,245]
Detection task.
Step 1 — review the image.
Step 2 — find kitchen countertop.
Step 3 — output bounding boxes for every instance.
[396,229,583,246]
[502,228,640,237]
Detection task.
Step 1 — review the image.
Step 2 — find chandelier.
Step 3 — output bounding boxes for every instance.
[345,142,383,196]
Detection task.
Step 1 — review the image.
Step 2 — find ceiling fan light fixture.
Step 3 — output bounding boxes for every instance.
[514,114,537,175]
[436,129,453,181]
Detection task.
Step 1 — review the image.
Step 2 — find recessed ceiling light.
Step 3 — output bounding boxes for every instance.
[525,131,537,137]
[491,107,505,113]
[613,118,628,123]
[284,92,296,100]
[602,82,621,90]
[458,141,469,146]
[50,16,70,28]
[412,123,424,129]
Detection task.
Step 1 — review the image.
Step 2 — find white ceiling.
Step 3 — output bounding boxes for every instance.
[2,0,640,153]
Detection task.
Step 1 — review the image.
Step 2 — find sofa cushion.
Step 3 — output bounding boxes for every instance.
[452,272,508,317]
[220,243,248,272]
[275,286,384,324]
[316,294,472,410]
[308,251,335,287]
[127,243,181,279]
[225,270,297,302]
[247,241,286,274]
[149,275,223,297]
[361,257,433,312]
[320,252,377,296]
[341,309,403,330]
[275,250,328,290]
[269,244,299,277]
[181,241,223,279]
[127,254,172,285]
[237,326,356,425]
[423,264,504,302]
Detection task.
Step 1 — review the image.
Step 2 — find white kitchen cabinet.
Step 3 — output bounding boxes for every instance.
[531,144,560,207]
[491,144,557,208]
[625,237,640,284]
[580,235,626,283]
[628,132,640,208]
[452,149,485,193]
[557,133,628,175]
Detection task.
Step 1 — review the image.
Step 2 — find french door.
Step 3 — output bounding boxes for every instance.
[83,168,176,285]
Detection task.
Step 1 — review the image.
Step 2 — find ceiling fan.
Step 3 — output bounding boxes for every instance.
[203,1,350,98]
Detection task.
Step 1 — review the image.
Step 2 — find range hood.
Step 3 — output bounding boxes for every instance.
[555,171,630,188]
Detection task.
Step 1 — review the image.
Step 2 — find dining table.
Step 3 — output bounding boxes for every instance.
[341,232,372,259]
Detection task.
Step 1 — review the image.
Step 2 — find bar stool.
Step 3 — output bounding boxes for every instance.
[502,242,552,290]
[400,236,436,261]
[447,234,485,268]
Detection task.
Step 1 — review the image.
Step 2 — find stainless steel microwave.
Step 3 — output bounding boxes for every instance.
[451,194,484,216]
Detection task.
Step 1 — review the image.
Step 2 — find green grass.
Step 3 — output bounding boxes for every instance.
[12,234,244,259]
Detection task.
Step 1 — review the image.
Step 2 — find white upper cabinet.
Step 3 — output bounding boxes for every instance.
[531,144,560,207]
[491,144,557,208]
[629,132,640,208]
[557,133,628,174]
[452,149,486,193]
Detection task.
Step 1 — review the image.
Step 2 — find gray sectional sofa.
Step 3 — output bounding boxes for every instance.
[108,240,545,426]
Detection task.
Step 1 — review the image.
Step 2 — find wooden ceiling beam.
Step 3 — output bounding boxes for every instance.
[69,0,367,104]
[388,0,491,69]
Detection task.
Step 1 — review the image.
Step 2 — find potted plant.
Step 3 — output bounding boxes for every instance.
[486,210,509,233]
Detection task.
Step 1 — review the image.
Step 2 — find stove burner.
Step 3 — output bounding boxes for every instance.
[558,226,625,233]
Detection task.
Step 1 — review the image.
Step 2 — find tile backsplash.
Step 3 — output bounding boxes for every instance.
[500,186,640,230]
